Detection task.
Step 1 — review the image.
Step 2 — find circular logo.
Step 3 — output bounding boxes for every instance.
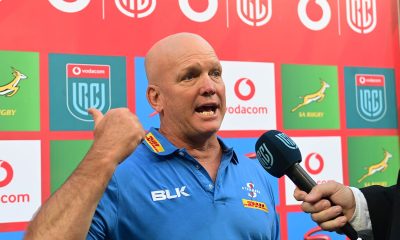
[234,78,256,101]
[298,0,331,31]
[48,0,91,13]
[305,152,324,175]
[179,0,217,22]
[72,66,82,75]
[0,160,14,188]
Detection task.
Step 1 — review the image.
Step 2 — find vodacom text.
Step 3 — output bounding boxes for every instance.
[0,160,31,204]
[1,193,30,204]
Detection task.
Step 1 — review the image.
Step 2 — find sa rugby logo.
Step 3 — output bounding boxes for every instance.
[355,74,386,122]
[66,64,111,121]
[0,67,28,97]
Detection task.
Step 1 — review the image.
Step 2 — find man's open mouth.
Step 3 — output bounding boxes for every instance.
[195,104,218,116]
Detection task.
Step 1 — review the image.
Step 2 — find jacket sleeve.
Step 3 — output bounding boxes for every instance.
[360,170,400,239]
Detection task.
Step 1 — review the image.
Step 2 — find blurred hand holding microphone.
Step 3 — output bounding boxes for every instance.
[255,130,361,240]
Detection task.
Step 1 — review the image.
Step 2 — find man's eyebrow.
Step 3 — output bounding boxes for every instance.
[179,63,202,73]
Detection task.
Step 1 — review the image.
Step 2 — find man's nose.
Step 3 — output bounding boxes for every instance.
[199,74,216,96]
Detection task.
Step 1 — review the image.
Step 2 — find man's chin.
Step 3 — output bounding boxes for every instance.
[197,124,221,136]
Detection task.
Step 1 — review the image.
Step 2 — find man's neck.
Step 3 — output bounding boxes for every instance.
[159,128,223,181]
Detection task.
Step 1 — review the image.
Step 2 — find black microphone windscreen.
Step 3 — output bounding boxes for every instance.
[255,130,302,178]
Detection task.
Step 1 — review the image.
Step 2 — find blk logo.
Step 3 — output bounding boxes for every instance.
[0,160,13,188]
[305,152,324,175]
[298,0,331,31]
[234,78,256,101]
[66,64,111,121]
[151,186,190,201]
[346,0,377,34]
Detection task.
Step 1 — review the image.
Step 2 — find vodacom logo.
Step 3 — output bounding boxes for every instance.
[234,78,256,101]
[298,0,331,31]
[48,0,91,13]
[72,66,82,75]
[0,160,14,188]
[305,152,324,175]
[179,0,218,22]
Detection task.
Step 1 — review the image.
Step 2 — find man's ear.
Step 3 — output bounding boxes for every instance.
[146,85,163,113]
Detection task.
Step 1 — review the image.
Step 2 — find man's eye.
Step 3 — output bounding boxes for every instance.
[183,73,195,81]
[210,70,221,78]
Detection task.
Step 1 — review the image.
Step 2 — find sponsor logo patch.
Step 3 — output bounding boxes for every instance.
[151,186,190,201]
[242,199,268,212]
[241,182,261,198]
[145,132,165,153]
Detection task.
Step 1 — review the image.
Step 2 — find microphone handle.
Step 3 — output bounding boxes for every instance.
[287,163,360,240]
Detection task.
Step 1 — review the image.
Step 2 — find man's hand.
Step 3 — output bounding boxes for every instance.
[24,108,146,240]
[293,181,356,231]
[88,108,146,165]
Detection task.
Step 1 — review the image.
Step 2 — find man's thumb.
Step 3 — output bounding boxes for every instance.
[88,108,104,127]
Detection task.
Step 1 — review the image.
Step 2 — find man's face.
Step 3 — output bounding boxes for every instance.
[157,42,226,139]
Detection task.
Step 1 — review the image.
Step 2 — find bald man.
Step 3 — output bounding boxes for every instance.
[24,33,279,240]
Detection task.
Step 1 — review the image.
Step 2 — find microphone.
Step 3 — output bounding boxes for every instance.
[255,130,360,240]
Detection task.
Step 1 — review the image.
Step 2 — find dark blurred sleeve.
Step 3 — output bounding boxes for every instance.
[360,170,400,239]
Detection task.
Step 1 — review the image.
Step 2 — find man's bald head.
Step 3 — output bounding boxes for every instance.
[144,32,217,86]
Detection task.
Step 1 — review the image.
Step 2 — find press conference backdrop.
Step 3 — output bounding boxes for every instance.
[0,0,399,239]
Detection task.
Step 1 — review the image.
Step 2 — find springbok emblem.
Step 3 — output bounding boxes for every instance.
[0,67,28,97]
[291,80,330,112]
[358,149,393,183]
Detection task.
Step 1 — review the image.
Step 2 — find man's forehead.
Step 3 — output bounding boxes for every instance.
[145,33,219,83]
[174,52,220,67]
